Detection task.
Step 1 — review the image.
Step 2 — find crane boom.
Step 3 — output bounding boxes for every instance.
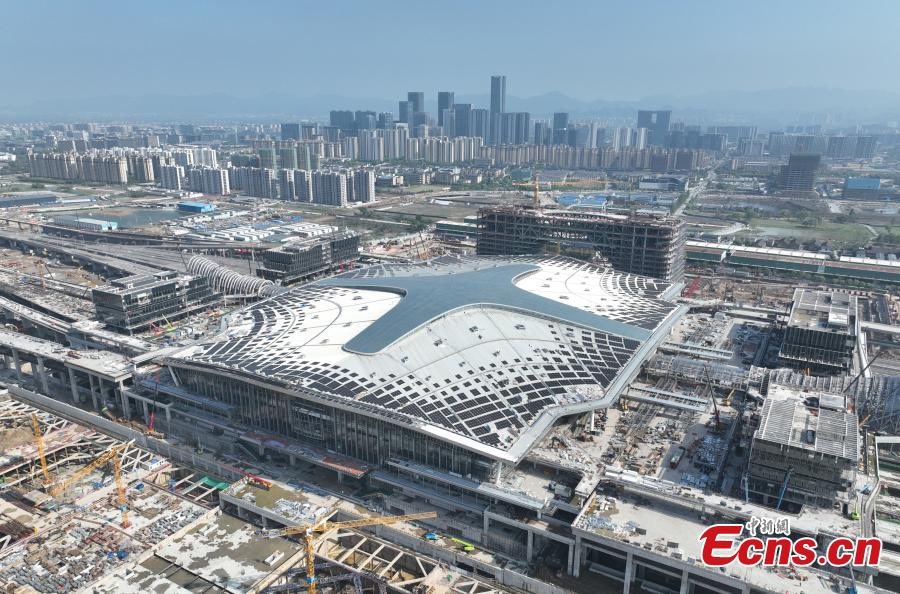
[31,413,51,485]
[111,454,131,528]
[265,511,437,539]
[47,443,128,498]
[262,510,437,594]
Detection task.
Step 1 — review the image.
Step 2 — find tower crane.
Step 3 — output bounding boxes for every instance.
[260,510,437,594]
[47,442,131,528]
[30,413,51,485]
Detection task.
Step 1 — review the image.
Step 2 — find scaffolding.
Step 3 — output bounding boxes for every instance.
[475,206,686,283]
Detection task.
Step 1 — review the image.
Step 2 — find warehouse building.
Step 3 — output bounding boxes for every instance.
[52,215,118,232]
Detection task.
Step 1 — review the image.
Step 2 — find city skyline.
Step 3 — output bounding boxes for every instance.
[2,0,900,116]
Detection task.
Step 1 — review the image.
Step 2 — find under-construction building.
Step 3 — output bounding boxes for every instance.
[747,385,859,511]
[779,289,858,373]
[92,271,222,334]
[256,230,360,286]
[476,207,685,283]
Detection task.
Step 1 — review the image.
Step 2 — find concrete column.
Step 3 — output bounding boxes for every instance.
[36,357,49,393]
[289,454,296,466]
[495,463,502,486]
[68,367,80,402]
[120,384,131,419]
[679,568,689,594]
[258,443,265,456]
[142,401,150,424]
[2,354,9,369]
[483,513,490,533]
[571,537,582,578]
[88,374,99,410]
[165,407,171,423]
[11,349,21,380]
[623,551,634,594]
[566,541,575,576]
[526,530,534,562]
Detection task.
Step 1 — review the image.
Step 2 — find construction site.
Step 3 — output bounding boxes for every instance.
[0,192,898,594]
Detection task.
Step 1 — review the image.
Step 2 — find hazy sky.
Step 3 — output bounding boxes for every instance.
[2,0,898,104]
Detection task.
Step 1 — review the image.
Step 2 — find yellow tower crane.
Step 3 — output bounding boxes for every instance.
[30,413,51,485]
[47,442,131,528]
[261,510,437,594]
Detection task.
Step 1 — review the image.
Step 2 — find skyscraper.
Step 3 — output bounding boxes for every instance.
[490,75,506,144]
[437,92,455,127]
[637,110,671,146]
[398,101,410,125]
[407,92,425,115]
[453,103,473,137]
[552,112,569,145]
[280,123,301,141]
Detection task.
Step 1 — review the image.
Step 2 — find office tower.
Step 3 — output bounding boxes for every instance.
[490,75,506,144]
[355,110,376,130]
[500,112,530,145]
[472,108,490,141]
[777,154,821,192]
[477,208,685,283]
[568,125,592,148]
[188,166,230,195]
[280,123,301,141]
[330,110,355,130]
[441,109,456,137]
[454,103,473,137]
[637,110,672,146]
[437,92,455,126]
[552,112,569,144]
[293,169,313,202]
[300,123,318,139]
[407,92,424,115]
[533,121,551,146]
[312,171,348,206]
[279,147,298,170]
[398,100,410,125]
[158,164,184,190]
[377,112,393,129]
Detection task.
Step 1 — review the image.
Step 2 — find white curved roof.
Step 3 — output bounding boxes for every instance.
[173,256,683,461]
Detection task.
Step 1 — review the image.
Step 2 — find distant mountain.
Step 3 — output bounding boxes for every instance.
[1,87,898,123]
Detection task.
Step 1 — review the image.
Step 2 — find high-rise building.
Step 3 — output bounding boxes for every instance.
[258,147,278,170]
[158,164,184,191]
[490,75,506,144]
[279,147,298,170]
[552,112,569,145]
[453,103,473,137]
[312,171,348,206]
[330,110,356,130]
[637,110,672,146]
[228,166,277,199]
[398,101,410,125]
[500,112,530,145]
[188,166,230,195]
[472,109,490,141]
[355,110,376,131]
[407,92,424,115]
[437,92,455,127]
[351,169,376,203]
[280,123,301,141]
[278,168,296,200]
[534,121,551,145]
[777,154,821,193]
[294,169,313,202]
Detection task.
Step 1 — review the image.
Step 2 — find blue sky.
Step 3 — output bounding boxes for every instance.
[1,0,898,104]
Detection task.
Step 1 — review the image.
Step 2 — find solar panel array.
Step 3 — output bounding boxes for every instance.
[184,256,678,451]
